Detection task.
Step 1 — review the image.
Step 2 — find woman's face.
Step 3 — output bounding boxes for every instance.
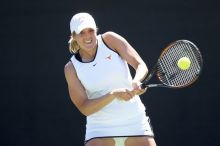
[73,28,97,51]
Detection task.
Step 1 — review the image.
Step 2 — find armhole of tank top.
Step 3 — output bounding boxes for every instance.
[69,59,75,69]
[101,34,120,56]
[69,57,78,70]
[69,59,79,77]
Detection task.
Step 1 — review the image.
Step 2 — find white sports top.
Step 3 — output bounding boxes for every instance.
[70,35,152,141]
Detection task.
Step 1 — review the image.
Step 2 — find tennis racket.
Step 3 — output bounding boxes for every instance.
[141,40,203,89]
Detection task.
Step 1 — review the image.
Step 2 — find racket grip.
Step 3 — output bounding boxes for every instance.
[140,83,147,89]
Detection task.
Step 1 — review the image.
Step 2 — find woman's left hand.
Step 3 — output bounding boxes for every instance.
[131,80,147,95]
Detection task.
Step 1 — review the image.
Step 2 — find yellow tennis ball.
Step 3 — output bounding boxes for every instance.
[177,57,191,70]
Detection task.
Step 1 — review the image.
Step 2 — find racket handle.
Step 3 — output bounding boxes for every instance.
[140,83,147,89]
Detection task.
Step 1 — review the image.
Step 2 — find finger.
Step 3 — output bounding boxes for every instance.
[132,88,146,95]
[126,89,135,97]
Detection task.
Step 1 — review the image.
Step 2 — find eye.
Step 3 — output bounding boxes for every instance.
[88,28,95,33]
[79,31,85,35]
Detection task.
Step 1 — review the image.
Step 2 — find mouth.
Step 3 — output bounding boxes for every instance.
[84,39,92,44]
[83,39,95,49]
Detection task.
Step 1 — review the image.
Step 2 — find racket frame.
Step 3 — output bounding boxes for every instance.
[141,40,203,89]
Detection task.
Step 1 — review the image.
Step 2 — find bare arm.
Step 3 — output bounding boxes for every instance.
[102,32,148,90]
[64,61,135,116]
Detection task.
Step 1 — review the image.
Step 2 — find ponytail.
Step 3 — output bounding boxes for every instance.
[68,32,80,53]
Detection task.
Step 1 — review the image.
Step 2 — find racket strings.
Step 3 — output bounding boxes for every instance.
[158,44,185,86]
[157,41,202,87]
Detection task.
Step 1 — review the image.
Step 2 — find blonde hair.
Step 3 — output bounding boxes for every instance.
[68,32,80,53]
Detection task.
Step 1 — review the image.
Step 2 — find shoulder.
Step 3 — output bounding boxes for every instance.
[64,61,73,70]
[101,31,127,51]
[64,61,76,77]
[102,31,124,41]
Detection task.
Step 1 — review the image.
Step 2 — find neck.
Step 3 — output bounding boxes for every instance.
[79,45,98,62]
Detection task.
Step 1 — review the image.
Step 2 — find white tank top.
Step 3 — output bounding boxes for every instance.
[71,35,150,141]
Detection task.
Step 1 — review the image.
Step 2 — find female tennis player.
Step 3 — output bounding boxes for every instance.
[64,12,157,146]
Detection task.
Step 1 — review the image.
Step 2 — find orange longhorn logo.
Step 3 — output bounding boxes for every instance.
[105,54,112,60]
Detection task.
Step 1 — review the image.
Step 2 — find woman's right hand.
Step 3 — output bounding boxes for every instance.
[110,88,136,101]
